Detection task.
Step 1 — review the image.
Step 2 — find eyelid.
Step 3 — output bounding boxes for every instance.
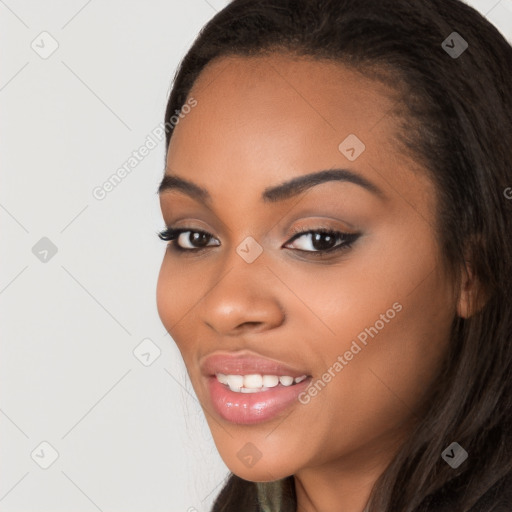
[283,227,360,254]
[158,225,360,257]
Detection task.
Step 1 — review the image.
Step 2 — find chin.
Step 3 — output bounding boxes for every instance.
[218,448,300,482]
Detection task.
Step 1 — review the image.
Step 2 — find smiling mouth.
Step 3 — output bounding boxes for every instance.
[206,372,313,425]
[215,372,309,393]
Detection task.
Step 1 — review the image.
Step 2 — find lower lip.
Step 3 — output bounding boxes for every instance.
[206,375,311,425]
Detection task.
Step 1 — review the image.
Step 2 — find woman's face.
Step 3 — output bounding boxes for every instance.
[156,54,461,482]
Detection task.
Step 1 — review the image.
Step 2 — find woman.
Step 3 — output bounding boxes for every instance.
[155,0,512,510]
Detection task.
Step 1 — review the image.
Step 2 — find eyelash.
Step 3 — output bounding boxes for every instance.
[157,225,360,258]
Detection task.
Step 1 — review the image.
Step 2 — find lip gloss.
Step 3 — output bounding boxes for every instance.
[206,375,311,424]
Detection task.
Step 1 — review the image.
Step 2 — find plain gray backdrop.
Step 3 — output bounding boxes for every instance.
[1,1,511,511]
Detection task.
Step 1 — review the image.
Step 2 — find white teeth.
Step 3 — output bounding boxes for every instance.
[226,375,244,392]
[217,373,228,385]
[216,373,308,392]
[240,387,268,393]
[244,374,262,388]
[279,376,294,386]
[262,375,279,388]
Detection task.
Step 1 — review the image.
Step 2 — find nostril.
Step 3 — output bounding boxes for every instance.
[237,321,263,331]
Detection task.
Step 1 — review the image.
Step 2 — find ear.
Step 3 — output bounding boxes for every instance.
[456,250,488,319]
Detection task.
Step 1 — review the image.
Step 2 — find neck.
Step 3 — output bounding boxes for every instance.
[293,428,408,512]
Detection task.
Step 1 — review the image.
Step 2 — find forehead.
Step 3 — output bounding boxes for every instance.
[188,53,396,116]
[165,54,412,209]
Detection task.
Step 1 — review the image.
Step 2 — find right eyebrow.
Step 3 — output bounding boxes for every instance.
[261,168,386,202]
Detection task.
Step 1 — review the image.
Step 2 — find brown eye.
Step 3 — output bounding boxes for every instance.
[285,229,360,256]
[158,226,360,257]
[179,231,213,248]
[158,228,220,251]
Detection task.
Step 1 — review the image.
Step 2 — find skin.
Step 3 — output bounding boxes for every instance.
[156,54,477,512]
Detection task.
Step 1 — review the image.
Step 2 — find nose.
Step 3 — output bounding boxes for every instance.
[200,255,286,336]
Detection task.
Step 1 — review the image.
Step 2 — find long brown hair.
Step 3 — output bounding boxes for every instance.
[162,1,512,510]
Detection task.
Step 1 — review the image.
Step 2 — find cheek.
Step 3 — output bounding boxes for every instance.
[156,257,191,342]
[290,223,453,411]
[156,256,219,364]
[279,224,440,345]
[156,257,173,327]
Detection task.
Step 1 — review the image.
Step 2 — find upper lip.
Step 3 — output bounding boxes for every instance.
[200,350,310,378]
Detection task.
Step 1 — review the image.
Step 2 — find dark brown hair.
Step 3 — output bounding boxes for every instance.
[162,1,512,510]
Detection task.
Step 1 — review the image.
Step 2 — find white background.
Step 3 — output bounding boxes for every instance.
[1,1,511,511]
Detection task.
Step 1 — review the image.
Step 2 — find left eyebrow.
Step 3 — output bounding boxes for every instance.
[157,168,387,203]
